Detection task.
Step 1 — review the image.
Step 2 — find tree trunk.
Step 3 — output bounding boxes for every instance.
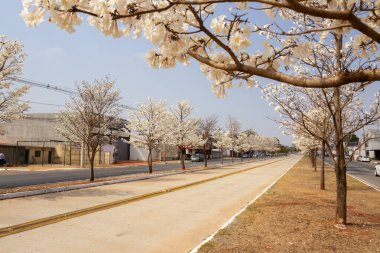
[335,141,347,224]
[232,149,234,163]
[148,148,153,174]
[203,147,207,167]
[332,85,347,224]
[314,148,317,172]
[221,148,223,164]
[89,151,96,182]
[241,150,243,162]
[310,150,314,166]
[321,141,326,190]
[180,148,185,170]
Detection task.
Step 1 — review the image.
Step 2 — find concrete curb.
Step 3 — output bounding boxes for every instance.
[0,158,277,200]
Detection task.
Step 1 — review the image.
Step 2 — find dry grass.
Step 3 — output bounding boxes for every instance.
[200,157,380,253]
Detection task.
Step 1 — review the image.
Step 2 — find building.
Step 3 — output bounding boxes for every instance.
[360,129,380,160]
[0,113,130,166]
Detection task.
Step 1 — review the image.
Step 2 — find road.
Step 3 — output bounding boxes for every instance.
[0,156,300,253]
[0,159,233,188]
[326,157,380,190]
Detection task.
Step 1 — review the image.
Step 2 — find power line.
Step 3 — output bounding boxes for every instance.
[20,100,64,107]
[11,77,136,110]
[11,77,75,95]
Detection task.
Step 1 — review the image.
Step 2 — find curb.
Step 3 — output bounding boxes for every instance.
[0,158,279,200]
[324,161,380,192]
[347,174,380,192]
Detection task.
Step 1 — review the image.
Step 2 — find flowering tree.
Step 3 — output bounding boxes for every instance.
[241,129,258,159]
[236,132,249,161]
[213,129,231,164]
[19,1,379,95]
[196,115,218,167]
[0,36,29,127]
[263,82,380,225]
[57,77,122,181]
[125,99,170,173]
[226,116,241,162]
[167,100,199,170]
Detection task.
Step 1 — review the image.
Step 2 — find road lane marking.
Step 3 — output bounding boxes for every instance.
[325,161,380,192]
[0,157,290,238]
[347,174,380,192]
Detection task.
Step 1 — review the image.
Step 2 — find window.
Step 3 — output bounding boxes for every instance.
[35,150,41,158]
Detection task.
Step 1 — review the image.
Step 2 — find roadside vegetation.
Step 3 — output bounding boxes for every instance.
[199,157,380,253]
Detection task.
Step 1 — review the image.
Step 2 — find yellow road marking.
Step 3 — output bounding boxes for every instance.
[0,157,289,238]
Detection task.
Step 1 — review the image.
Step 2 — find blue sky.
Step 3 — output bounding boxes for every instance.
[1,1,378,146]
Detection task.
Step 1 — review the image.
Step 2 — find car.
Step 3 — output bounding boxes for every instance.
[375,165,380,177]
[357,156,371,162]
[191,154,204,162]
[242,154,249,158]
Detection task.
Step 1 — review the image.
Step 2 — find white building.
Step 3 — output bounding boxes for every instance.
[359,129,380,160]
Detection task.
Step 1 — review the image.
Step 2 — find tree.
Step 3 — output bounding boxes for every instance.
[0,36,29,127]
[197,115,218,167]
[226,116,241,162]
[167,100,199,170]
[20,1,379,93]
[236,132,249,162]
[213,129,231,164]
[57,77,122,181]
[242,129,258,159]
[263,83,380,225]
[125,99,170,173]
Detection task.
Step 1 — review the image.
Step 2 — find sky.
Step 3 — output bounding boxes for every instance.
[1,1,378,146]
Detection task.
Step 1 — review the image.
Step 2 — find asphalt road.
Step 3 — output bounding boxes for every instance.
[326,157,380,190]
[0,158,257,189]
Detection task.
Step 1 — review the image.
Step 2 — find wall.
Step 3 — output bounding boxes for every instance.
[130,146,161,161]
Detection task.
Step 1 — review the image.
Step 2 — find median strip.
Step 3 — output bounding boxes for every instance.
[0,157,289,238]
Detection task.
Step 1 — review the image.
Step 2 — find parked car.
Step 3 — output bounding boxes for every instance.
[357,156,371,162]
[375,165,380,177]
[242,153,249,158]
[191,154,204,162]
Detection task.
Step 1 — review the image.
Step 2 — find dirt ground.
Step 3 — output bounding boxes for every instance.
[199,157,380,253]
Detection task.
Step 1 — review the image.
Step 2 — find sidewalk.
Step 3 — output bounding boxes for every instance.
[0,156,299,253]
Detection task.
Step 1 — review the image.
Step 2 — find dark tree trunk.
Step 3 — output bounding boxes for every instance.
[314,148,317,172]
[310,150,314,167]
[221,148,224,164]
[203,147,207,167]
[333,87,347,225]
[148,148,153,173]
[232,150,234,163]
[89,151,96,182]
[335,141,347,224]
[180,148,185,170]
[321,141,326,190]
